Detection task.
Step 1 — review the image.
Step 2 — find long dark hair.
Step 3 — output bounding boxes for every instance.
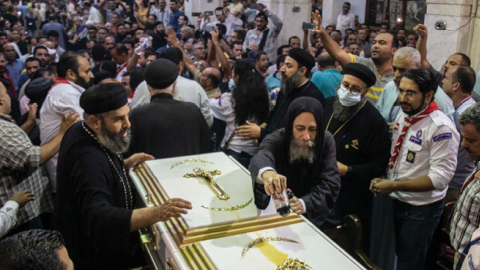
[232,59,269,126]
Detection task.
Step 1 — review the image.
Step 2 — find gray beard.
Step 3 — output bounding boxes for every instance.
[281,70,303,96]
[333,96,365,122]
[289,138,315,164]
[97,121,131,154]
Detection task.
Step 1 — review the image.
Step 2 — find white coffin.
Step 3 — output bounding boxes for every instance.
[199,221,365,270]
[143,152,274,229]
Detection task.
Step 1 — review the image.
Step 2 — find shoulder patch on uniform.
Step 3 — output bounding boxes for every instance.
[430,111,450,127]
[433,133,452,142]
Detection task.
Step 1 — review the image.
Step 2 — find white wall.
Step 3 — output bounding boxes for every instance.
[322,0,366,28]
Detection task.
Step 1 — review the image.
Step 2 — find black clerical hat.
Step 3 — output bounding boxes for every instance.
[288,48,315,71]
[93,71,113,85]
[144,59,179,90]
[80,83,128,115]
[343,63,377,88]
[25,77,54,103]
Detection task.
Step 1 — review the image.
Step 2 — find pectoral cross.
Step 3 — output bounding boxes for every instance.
[184,168,230,200]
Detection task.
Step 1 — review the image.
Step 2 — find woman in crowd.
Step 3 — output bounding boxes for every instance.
[209,59,270,168]
[134,0,149,29]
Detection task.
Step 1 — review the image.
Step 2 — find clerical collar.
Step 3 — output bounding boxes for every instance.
[151,92,173,101]
[296,79,309,89]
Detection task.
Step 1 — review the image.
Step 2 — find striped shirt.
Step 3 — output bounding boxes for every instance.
[348,54,393,105]
[0,114,54,227]
[450,163,480,253]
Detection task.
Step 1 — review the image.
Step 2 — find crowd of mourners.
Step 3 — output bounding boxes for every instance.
[1,0,480,270]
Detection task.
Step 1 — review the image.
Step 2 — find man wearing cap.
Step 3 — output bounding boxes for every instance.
[322,63,391,247]
[243,4,283,64]
[93,71,114,85]
[53,82,192,270]
[39,52,94,195]
[128,59,210,158]
[370,68,459,270]
[236,48,324,143]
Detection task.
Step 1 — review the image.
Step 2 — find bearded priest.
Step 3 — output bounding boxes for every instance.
[322,63,391,249]
[250,97,340,228]
[53,83,192,270]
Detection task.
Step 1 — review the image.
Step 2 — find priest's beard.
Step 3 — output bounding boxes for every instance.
[97,120,131,154]
[333,96,365,122]
[281,70,303,96]
[289,138,315,164]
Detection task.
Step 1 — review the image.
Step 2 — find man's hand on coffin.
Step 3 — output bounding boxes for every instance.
[124,153,155,169]
[289,195,303,215]
[262,170,287,195]
[157,198,193,220]
[236,121,261,139]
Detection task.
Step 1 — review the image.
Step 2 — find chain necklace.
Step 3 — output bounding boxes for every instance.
[82,121,133,209]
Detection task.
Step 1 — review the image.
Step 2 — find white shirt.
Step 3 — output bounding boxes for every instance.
[88,7,102,23]
[130,77,213,127]
[39,81,85,192]
[388,109,459,205]
[0,200,19,238]
[336,12,355,34]
[208,93,258,155]
[200,14,243,38]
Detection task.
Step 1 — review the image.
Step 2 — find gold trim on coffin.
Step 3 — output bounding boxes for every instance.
[170,158,214,169]
[134,162,305,269]
[241,237,299,258]
[277,258,314,270]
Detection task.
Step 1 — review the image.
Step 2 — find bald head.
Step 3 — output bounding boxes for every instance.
[2,43,15,61]
[200,67,221,90]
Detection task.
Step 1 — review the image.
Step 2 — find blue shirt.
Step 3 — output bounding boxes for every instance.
[21,5,29,20]
[6,59,25,89]
[170,9,185,32]
[265,73,281,92]
[17,72,29,96]
[375,81,455,123]
[311,69,343,99]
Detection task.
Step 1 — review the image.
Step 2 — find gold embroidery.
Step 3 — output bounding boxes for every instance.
[277,258,314,270]
[184,168,230,200]
[241,237,299,258]
[201,198,253,211]
[170,157,214,169]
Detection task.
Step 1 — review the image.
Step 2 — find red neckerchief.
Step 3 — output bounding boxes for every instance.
[128,91,134,99]
[386,101,440,172]
[48,77,72,93]
[117,61,128,75]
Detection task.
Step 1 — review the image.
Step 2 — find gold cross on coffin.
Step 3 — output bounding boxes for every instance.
[183,168,230,200]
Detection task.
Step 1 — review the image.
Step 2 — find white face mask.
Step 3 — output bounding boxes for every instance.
[228,78,235,91]
[337,84,362,107]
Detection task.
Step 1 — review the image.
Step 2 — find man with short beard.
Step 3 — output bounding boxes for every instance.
[313,11,397,105]
[151,21,167,50]
[370,68,459,270]
[114,23,127,43]
[53,82,192,269]
[254,51,269,78]
[40,51,94,195]
[322,63,391,249]
[236,48,324,143]
[250,97,340,228]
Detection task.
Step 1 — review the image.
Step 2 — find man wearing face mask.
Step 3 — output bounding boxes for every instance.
[323,63,391,247]
[40,52,94,195]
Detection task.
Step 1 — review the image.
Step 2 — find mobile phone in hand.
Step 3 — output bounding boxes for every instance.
[250,3,262,10]
[302,22,314,29]
[204,11,214,16]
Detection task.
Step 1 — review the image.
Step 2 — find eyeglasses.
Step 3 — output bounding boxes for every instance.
[397,89,419,97]
[342,82,364,94]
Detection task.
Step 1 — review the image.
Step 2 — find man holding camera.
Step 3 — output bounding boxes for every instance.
[199,7,243,40]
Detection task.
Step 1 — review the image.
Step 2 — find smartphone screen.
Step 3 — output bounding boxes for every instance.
[204,11,213,16]
[302,22,314,29]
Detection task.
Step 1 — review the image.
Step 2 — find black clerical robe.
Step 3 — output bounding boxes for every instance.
[53,122,143,270]
[261,80,325,140]
[250,129,340,228]
[323,97,391,230]
[128,93,211,158]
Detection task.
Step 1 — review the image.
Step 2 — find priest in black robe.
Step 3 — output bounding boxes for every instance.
[322,63,391,244]
[236,48,325,143]
[128,59,211,158]
[53,83,192,270]
[250,97,340,228]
